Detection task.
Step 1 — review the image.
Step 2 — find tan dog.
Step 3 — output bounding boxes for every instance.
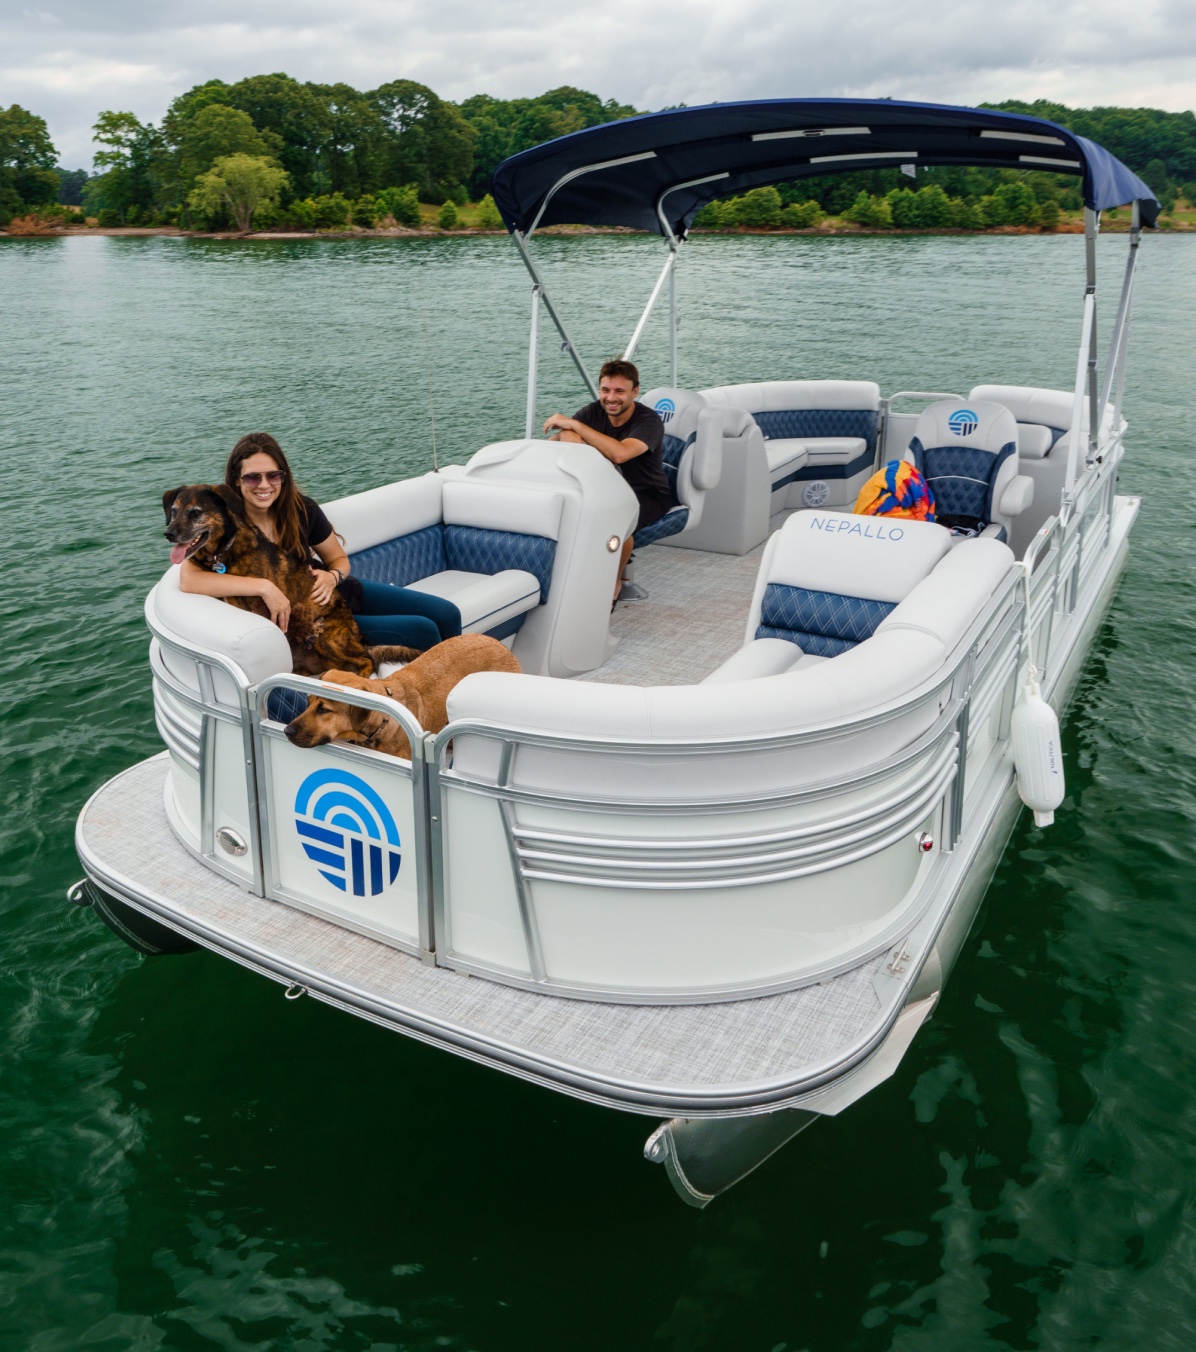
[284,634,520,758]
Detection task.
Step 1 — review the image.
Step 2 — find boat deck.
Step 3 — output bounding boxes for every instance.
[593,510,791,687]
[78,753,896,1117]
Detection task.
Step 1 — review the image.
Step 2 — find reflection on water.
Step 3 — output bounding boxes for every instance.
[1,232,1195,1349]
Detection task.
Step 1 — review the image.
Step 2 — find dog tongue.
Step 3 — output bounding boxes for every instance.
[169,544,188,565]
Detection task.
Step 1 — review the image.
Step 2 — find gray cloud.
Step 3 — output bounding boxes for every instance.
[1,0,1192,168]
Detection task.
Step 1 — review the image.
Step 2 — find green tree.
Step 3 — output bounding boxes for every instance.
[376,184,421,227]
[184,74,331,199]
[1038,199,1061,230]
[459,86,638,199]
[0,104,60,223]
[88,110,160,223]
[371,80,476,201]
[842,191,892,228]
[352,193,377,227]
[436,199,459,229]
[911,184,953,228]
[475,192,503,228]
[178,103,281,183]
[733,186,783,227]
[189,153,288,232]
[781,199,822,228]
[886,188,918,227]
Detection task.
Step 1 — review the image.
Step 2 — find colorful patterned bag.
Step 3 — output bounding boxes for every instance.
[853,460,936,521]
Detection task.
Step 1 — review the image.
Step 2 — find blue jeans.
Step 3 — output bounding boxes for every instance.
[353,578,461,653]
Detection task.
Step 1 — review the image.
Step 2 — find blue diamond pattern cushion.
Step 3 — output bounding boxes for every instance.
[444,526,556,603]
[634,505,690,548]
[755,583,896,654]
[754,409,878,455]
[661,431,694,507]
[909,441,1014,522]
[351,523,446,588]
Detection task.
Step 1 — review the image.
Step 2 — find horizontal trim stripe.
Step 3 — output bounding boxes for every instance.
[772,446,875,488]
[809,150,916,164]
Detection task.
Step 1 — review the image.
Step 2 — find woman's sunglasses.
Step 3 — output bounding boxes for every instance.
[240,471,285,486]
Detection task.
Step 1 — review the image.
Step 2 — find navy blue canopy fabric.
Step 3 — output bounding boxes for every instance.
[491,99,1159,236]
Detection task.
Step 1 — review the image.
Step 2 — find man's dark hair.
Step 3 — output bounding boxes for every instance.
[600,358,640,387]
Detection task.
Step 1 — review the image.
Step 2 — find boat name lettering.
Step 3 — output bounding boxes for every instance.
[806,515,904,541]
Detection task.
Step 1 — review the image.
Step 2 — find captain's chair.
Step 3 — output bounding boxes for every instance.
[903,400,1034,542]
[635,388,722,548]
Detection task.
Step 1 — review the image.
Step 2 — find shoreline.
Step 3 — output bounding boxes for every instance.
[3,219,1192,240]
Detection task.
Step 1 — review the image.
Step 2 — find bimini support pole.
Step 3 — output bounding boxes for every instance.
[668,247,678,386]
[1101,199,1142,437]
[525,281,542,439]
[624,238,683,365]
[1065,209,1100,500]
[512,230,599,430]
[1084,208,1101,464]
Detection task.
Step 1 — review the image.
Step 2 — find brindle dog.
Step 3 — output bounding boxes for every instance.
[163,484,418,678]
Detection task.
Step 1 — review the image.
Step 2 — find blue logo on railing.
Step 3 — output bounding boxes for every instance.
[294,768,401,897]
[947,408,979,437]
[654,397,676,422]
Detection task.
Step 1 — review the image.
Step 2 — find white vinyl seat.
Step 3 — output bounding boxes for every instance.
[902,399,1034,542]
[704,510,953,682]
[635,388,723,547]
[700,380,880,508]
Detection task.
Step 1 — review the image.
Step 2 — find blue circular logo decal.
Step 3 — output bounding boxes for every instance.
[947,408,979,437]
[294,768,401,897]
[654,397,676,422]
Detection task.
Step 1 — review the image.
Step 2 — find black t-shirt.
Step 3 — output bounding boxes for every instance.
[297,495,335,560]
[573,401,671,515]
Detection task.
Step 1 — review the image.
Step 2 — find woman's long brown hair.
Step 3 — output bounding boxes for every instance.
[224,432,306,557]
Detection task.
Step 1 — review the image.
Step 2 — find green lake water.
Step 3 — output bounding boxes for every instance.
[2,231,1195,1351]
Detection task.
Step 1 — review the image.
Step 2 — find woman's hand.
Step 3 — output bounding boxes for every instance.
[309,567,338,607]
[258,580,291,632]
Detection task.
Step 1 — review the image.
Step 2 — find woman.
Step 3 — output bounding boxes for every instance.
[179,432,460,652]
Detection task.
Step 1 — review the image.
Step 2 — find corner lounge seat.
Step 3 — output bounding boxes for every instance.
[704,511,953,683]
[149,468,567,714]
[903,399,1034,543]
[337,477,560,641]
[446,530,1014,801]
[633,387,723,548]
[700,380,881,508]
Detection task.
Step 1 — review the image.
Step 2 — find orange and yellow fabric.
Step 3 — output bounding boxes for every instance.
[854,460,936,521]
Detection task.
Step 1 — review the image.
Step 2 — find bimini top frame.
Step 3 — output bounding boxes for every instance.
[492,98,1157,504]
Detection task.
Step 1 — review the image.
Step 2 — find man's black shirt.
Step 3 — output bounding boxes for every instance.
[572,400,672,529]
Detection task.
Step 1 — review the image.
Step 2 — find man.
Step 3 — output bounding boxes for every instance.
[543,359,671,602]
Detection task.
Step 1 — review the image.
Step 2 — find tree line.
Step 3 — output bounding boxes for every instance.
[2,84,1194,232]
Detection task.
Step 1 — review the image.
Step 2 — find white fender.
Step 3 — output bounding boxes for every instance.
[1011,672,1064,826]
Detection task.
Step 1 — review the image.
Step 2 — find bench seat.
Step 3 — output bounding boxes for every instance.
[409,569,541,638]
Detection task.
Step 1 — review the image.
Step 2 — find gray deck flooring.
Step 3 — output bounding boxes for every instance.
[80,755,885,1110]
[587,511,792,687]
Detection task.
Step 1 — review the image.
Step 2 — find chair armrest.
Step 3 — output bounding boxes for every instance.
[999,474,1034,517]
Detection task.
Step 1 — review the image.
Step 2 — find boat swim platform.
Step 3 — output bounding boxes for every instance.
[78,753,900,1119]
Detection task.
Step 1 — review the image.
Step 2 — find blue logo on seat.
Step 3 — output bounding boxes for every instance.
[655,397,676,422]
[294,768,401,897]
[947,408,979,437]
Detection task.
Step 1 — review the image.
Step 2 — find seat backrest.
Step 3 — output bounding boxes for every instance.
[330,474,447,588]
[746,511,952,656]
[441,479,563,602]
[701,380,881,456]
[969,383,1115,460]
[643,388,722,519]
[904,399,1020,531]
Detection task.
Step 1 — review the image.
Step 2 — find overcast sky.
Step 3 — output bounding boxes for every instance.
[4,0,1195,169]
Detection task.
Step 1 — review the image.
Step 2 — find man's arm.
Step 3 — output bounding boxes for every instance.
[542,413,647,463]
